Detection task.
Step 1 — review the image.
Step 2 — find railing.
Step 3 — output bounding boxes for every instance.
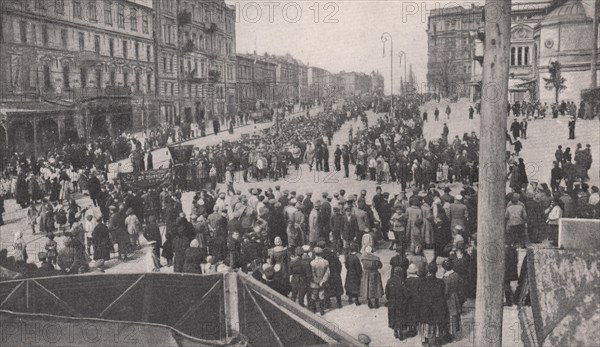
[2,86,134,103]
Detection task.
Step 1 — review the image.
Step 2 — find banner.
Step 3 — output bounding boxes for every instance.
[168,145,194,164]
[119,168,172,190]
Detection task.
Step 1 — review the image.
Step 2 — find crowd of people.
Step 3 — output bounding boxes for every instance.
[0,92,598,346]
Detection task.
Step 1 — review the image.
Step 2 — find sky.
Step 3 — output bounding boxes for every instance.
[227,0,590,94]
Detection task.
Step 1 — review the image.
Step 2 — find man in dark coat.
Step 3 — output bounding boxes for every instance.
[385,267,409,340]
[404,264,422,337]
[227,231,242,269]
[322,243,343,309]
[342,146,350,178]
[318,195,331,242]
[418,263,449,347]
[289,247,311,307]
[88,174,101,207]
[344,242,362,305]
[341,207,359,251]
[334,145,342,172]
[92,220,112,271]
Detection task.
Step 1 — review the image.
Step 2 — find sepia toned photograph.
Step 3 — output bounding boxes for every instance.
[0,0,598,346]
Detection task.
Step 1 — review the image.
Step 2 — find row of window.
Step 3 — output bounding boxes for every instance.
[180,0,234,34]
[72,0,150,34]
[511,46,531,66]
[40,64,152,93]
[16,21,153,63]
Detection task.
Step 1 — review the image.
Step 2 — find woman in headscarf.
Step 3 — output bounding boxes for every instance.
[92,219,112,272]
[183,239,204,274]
[12,232,27,263]
[418,262,449,347]
[360,246,384,309]
[385,267,409,340]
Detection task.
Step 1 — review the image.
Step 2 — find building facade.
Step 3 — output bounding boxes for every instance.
[426,4,482,99]
[236,52,277,111]
[337,71,372,97]
[154,0,236,125]
[469,0,599,104]
[1,0,158,156]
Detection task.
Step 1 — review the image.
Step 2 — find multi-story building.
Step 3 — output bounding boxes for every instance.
[267,53,299,105]
[236,52,277,111]
[1,0,158,156]
[337,71,372,97]
[426,4,483,99]
[297,61,309,103]
[469,0,599,104]
[308,66,329,102]
[154,0,236,125]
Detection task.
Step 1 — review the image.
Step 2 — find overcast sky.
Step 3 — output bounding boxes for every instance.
[228,0,594,94]
[229,0,442,93]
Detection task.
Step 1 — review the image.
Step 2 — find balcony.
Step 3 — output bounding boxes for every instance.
[41,86,132,103]
[78,51,101,63]
[177,11,192,26]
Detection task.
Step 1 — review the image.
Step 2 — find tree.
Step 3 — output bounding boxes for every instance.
[543,61,567,104]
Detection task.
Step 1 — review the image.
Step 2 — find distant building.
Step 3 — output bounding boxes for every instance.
[426,4,483,99]
[337,71,373,97]
[1,0,157,156]
[236,52,276,110]
[470,0,599,104]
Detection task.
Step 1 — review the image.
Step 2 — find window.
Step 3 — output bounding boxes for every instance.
[171,83,174,95]
[135,72,141,91]
[517,47,522,65]
[104,1,112,25]
[73,0,82,18]
[61,29,68,48]
[511,47,516,66]
[117,5,125,28]
[55,0,64,14]
[169,58,173,72]
[109,70,116,85]
[147,73,152,92]
[42,25,48,46]
[63,65,70,89]
[163,57,167,71]
[109,38,114,56]
[78,32,85,50]
[31,24,36,44]
[142,12,149,33]
[146,45,151,61]
[20,21,27,43]
[80,68,87,87]
[134,42,139,60]
[130,8,138,31]
[123,40,128,59]
[524,47,529,66]
[94,35,100,53]
[88,1,97,21]
[35,0,46,13]
[123,71,129,86]
[44,65,51,89]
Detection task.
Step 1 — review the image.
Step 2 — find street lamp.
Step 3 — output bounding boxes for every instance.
[381,32,393,114]
[398,51,407,96]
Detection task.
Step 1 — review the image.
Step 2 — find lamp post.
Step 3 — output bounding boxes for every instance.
[398,51,407,96]
[381,32,393,113]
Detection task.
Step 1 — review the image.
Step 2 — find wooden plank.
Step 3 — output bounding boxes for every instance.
[223,272,240,339]
[0,282,24,309]
[173,278,222,329]
[238,272,362,346]
[31,280,81,317]
[99,274,145,318]
[243,282,284,347]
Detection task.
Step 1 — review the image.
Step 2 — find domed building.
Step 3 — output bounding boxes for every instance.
[536,0,599,103]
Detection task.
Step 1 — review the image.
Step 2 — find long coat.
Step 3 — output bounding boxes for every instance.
[341,215,359,241]
[308,209,320,243]
[418,276,449,325]
[183,247,205,274]
[344,252,362,296]
[443,272,463,316]
[406,206,423,249]
[449,202,468,235]
[324,249,344,297]
[92,223,112,261]
[385,276,409,329]
[404,276,423,325]
[360,253,384,299]
[421,203,434,245]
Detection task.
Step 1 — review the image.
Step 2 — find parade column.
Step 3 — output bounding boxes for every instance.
[474,1,511,346]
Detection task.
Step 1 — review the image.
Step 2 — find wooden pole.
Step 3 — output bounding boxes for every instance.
[591,0,599,88]
[474,1,511,346]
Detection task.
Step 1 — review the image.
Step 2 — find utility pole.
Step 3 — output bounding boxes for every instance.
[381,32,393,113]
[474,0,511,346]
[591,0,599,88]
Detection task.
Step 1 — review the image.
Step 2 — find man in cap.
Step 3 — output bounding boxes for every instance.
[309,247,330,315]
[289,247,312,307]
[308,200,321,246]
[505,193,528,248]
